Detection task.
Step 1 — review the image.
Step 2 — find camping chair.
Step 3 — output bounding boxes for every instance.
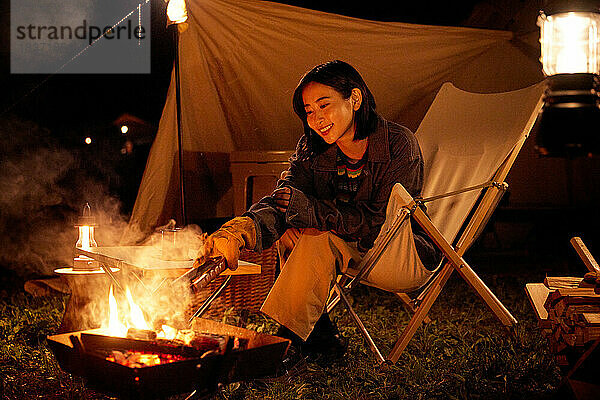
[326,81,546,364]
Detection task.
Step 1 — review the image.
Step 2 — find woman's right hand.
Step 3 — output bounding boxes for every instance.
[272,186,291,213]
[273,170,293,213]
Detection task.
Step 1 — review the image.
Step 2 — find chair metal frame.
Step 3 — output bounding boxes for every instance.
[327,90,544,364]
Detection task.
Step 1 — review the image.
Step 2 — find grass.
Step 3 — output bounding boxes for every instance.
[0,290,110,399]
[229,271,561,400]
[0,258,566,400]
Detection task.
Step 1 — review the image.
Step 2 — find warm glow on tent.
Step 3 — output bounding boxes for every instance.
[538,12,600,76]
[167,0,188,25]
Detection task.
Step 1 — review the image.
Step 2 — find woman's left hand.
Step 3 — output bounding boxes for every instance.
[271,186,291,213]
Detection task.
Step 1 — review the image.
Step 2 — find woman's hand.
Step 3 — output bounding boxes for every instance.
[279,227,327,251]
[271,186,292,213]
[193,216,256,270]
[279,227,302,251]
[195,232,242,270]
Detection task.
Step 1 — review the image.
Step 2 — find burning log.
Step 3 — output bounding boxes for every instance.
[170,329,234,354]
[81,328,238,362]
[127,328,157,341]
[107,350,186,368]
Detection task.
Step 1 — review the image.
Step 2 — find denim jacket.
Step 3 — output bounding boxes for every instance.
[245,117,441,268]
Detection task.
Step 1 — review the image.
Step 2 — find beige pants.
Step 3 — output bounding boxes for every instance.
[260,183,434,340]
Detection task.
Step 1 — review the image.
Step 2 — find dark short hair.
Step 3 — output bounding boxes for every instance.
[292,60,379,150]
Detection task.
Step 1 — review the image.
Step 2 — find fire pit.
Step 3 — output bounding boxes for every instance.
[48,240,286,398]
[48,318,289,399]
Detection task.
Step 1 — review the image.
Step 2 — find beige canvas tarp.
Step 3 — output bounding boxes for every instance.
[123,0,543,242]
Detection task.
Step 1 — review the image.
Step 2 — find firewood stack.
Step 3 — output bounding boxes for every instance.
[540,237,600,369]
[542,282,600,366]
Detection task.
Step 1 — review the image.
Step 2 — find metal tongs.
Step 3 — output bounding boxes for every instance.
[173,256,233,323]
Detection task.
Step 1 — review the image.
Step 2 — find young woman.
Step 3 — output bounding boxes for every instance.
[196,60,441,359]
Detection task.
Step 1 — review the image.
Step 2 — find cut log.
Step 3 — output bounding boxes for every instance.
[581,313,600,326]
[544,276,583,289]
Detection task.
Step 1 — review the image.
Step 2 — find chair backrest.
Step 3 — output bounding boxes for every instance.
[416,82,545,245]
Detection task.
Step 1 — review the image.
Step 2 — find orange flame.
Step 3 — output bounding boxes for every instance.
[157,324,178,340]
[104,285,152,337]
[125,287,151,331]
[107,285,127,337]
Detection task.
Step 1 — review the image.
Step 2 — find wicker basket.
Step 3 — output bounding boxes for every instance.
[187,246,278,319]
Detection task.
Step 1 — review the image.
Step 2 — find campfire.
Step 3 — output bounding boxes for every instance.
[46,212,287,397]
[47,274,289,398]
[103,284,179,340]
[94,284,235,369]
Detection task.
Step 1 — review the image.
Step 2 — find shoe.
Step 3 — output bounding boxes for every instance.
[275,325,304,348]
[280,343,308,375]
[302,313,347,361]
[273,315,347,366]
[256,342,308,384]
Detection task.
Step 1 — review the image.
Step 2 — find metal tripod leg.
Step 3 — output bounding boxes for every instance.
[334,281,385,364]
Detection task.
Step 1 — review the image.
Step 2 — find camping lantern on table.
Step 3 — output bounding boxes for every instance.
[55,203,120,332]
[73,203,100,270]
[535,1,600,157]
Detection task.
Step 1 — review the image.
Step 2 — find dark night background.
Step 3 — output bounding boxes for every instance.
[3,0,596,280]
[1,1,491,131]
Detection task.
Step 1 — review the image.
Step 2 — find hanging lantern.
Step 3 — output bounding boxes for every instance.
[535,2,600,157]
[166,0,188,30]
[539,11,600,75]
[73,203,99,270]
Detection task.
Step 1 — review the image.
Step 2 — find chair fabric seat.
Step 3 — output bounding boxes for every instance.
[347,183,433,293]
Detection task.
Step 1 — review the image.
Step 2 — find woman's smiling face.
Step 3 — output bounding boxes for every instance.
[302,82,360,145]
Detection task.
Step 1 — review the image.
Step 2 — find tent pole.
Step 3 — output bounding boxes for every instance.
[174,26,187,226]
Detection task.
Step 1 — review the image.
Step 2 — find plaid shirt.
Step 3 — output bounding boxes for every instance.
[246,117,441,268]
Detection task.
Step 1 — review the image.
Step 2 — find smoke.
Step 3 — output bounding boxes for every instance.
[0,115,129,277]
[1,115,210,331]
[61,267,196,333]
[61,224,206,332]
